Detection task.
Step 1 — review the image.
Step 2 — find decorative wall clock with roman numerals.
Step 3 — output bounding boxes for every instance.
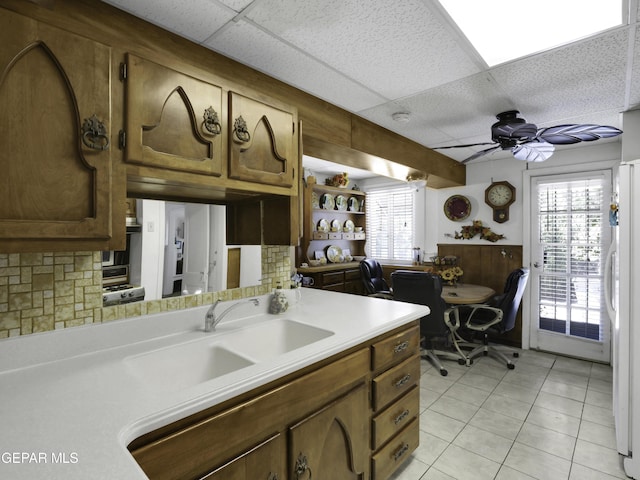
[485,181,515,223]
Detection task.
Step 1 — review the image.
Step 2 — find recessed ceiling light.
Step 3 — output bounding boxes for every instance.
[438,0,623,66]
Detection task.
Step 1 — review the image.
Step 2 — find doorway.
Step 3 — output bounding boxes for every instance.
[528,169,612,362]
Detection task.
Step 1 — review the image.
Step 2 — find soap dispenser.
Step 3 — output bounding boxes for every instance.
[269,282,289,314]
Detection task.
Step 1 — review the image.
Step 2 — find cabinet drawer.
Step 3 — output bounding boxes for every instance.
[372,386,419,450]
[344,269,361,281]
[371,416,419,480]
[321,271,344,285]
[371,325,420,372]
[372,355,420,411]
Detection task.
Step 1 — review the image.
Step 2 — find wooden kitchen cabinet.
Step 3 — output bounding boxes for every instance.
[289,384,369,479]
[228,91,298,189]
[0,9,122,251]
[128,322,420,480]
[201,433,285,480]
[123,53,225,177]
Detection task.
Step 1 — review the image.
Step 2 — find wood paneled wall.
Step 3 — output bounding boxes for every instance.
[438,243,525,347]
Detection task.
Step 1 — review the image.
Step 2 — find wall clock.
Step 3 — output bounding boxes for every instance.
[485,181,515,223]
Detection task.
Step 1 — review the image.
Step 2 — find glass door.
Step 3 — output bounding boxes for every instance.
[529,170,612,362]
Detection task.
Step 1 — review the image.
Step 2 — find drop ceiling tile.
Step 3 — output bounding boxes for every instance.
[216,0,255,12]
[102,0,234,42]
[205,19,387,111]
[244,0,481,99]
[490,29,629,125]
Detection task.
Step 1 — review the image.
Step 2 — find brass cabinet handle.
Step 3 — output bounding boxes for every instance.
[393,409,410,425]
[294,452,311,480]
[394,374,411,389]
[393,340,409,354]
[81,114,109,150]
[202,106,221,136]
[393,443,410,462]
[233,115,251,143]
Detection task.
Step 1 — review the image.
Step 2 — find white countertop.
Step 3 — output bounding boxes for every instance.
[0,289,428,480]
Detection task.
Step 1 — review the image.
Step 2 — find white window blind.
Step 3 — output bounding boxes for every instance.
[536,175,608,341]
[366,186,414,262]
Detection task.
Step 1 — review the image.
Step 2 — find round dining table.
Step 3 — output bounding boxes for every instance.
[441,283,496,305]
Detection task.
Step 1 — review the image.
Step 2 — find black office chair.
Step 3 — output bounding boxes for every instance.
[391,270,467,376]
[360,259,393,299]
[452,268,530,369]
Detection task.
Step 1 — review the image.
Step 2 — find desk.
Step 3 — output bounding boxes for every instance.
[442,284,495,305]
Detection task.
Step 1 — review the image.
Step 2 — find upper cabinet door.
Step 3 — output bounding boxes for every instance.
[228,91,297,188]
[0,10,112,241]
[124,53,224,176]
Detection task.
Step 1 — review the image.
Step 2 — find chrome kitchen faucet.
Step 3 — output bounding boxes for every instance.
[204,298,260,332]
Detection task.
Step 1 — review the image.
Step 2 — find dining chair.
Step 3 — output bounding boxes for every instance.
[452,267,530,369]
[391,270,468,376]
[359,259,393,299]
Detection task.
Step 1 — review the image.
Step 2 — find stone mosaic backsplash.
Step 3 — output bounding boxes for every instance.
[0,245,291,338]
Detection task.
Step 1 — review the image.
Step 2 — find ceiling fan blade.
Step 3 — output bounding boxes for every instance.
[461,145,501,164]
[512,141,555,162]
[433,142,497,150]
[537,124,623,144]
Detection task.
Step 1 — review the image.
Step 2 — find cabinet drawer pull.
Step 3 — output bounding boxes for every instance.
[233,115,251,143]
[393,409,410,425]
[294,452,312,480]
[393,443,410,462]
[81,114,110,151]
[394,374,411,389]
[393,341,409,354]
[202,106,222,136]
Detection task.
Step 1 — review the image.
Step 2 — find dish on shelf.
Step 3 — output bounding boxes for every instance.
[326,245,343,263]
[335,195,348,211]
[343,219,355,233]
[444,195,471,221]
[317,218,329,232]
[320,193,335,210]
[330,219,342,232]
[354,226,363,232]
[348,196,360,212]
[311,191,319,209]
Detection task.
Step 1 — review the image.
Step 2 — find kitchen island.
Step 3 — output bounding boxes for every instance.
[0,289,428,480]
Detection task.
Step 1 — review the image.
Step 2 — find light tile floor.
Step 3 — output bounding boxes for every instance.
[392,347,628,480]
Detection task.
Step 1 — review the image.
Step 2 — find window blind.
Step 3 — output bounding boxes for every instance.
[536,176,607,341]
[366,187,414,262]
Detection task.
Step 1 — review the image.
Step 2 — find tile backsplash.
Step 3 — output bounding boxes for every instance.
[0,246,291,338]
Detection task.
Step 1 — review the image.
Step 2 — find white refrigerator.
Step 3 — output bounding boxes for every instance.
[609,159,640,479]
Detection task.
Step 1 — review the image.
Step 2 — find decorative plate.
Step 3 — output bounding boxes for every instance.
[311,191,319,209]
[330,219,342,232]
[317,218,329,232]
[444,195,471,221]
[321,193,335,210]
[348,197,360,212]
[326,245,343,263]
[335,195,348,211]
[343,219,355,233]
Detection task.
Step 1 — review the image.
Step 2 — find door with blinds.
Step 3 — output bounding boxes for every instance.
[529,170,612,362]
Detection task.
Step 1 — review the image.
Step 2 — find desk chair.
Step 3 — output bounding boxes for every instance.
[391,270,467,376]
[452,268,530,369]
[360,259,393,299]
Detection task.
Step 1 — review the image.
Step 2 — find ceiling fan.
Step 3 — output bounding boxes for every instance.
[434,110,623,164]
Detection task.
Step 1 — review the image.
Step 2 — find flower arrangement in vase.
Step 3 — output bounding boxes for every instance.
[326,172,349,188]
[440,266,464,286]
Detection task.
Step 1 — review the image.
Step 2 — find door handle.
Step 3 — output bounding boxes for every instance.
[533,262,541,268]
